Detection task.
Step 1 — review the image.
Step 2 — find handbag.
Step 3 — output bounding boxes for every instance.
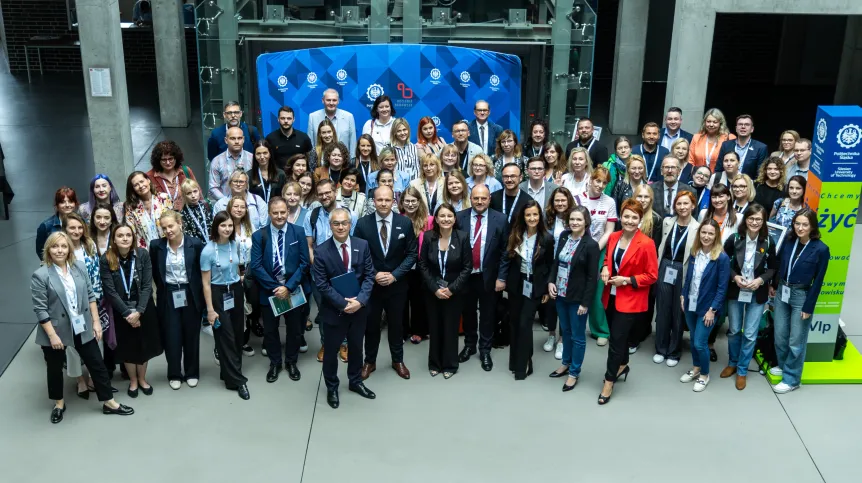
[755,309,778,369]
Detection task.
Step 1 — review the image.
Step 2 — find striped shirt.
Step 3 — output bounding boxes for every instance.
[394,143,420,180]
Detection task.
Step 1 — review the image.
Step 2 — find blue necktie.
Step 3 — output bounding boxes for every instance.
[274,229,284,280]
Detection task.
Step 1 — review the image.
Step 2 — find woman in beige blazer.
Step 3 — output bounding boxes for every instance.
[409,153,446,214]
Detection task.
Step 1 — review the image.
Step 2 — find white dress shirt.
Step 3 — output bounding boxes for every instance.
[333,236,352,269]
[54,264,79,316]
[166,239,188,284]
[476,121,489,151]
[375,211,394,256]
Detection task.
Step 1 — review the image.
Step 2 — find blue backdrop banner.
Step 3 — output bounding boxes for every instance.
[256,44,522,145]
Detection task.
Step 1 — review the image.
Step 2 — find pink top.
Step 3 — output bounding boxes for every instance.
[417,215,434,252]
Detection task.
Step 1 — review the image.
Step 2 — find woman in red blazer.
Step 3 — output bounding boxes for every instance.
[598,199,659,405]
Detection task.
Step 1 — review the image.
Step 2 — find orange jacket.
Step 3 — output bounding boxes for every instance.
[688,133,736,171]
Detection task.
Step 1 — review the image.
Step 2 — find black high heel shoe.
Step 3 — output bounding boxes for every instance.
[598,382,614,405]
[515,360,534,381]
[549,367,569,378]
[562,377,578,392]
[616,366,631,382]
[77,387,90,400]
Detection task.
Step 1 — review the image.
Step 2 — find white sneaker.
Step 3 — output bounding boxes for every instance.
[261,347,268,357]
[768,367,783,377]
[773,382,799,394]
[680,370,700,383]
[628,345,638,354]
[542,335,556,352]
[554,342,563,360]
[652,354,665,364]
[596,337,608,346]
[242,345,255,357]
[169,380,182,390]
[693,375,709,392]
[666,358,679,367]
[186,378,198,388]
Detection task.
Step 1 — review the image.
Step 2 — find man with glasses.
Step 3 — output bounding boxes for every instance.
[451,120,483,175]
[785,138,811,182]
[207,101,261,161]
[208,126,254,202]
[716,114,768,179]
[265,106,312,170]
[520,157,559,209]
[651,155,694,218]
[490,163,530,228]
[468,100,503,156]
[308,89,357,158]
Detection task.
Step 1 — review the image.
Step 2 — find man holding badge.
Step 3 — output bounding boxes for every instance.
[251,197,310,384]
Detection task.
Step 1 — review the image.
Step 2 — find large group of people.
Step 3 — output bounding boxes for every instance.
[31,92,829,422]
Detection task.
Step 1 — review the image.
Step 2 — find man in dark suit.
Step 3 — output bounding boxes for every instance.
[519,157,559,209]
[490,163,530,228]
[312,208,376,409]
[353,186,417,380]
[250,197,310,384]
[651,155,695,218]
[634,122,671,184]
[715,114,768,179]
[564,117,609,163]
[206,101,260,161]
[456,184,509,370]
[468,100,503,156]
[660,107,694,151]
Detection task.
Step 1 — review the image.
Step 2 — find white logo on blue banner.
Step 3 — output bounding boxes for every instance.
[277,76,288,88]
[366,84,384,101]
[816,118,827,144]
[459,71,471,84]
[307,72,318,86]
[837,124,862,149]
[430,68,441,80]
[490,75,500,87]
[336,69,347,81]
[432,116,441,127]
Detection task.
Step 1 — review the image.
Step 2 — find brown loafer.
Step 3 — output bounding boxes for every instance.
[392,362,411,380]
[339,344,348,363]
[317,346,324,363]
[735,375,747,390]
[361,362,376,380]
[719,366,737,378]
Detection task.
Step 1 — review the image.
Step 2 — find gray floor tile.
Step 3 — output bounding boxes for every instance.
[0,323,34,377]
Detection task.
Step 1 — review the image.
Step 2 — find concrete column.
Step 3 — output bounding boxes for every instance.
[835,16,862,106]
[77,0,134,197]
[548,0,574,145]
[664,0,716,134]
[609,0,649,135]
[153,0,192,127]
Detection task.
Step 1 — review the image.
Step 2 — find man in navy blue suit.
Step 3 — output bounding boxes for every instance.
[468,100,503,156]
[634,122,670,184]
[313,208,376,409]
[716,114,769,179]
[660,107,694,151]
[251,197,310,384]
[456,184,510,371]
[207,101,260,161]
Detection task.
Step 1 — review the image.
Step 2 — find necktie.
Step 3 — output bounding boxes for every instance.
[274,229,284,280]
[472,214,483,269]
[341,243,349,271]
[667,188,673,211]
[380,219,388,252]
[479,125,486,150]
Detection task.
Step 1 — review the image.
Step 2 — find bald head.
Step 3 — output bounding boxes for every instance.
[225,126,245,155]
[470,184,491,214]
[373,185,394,218]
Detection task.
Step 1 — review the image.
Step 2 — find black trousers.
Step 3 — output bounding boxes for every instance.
[162,284,202,381]
[212,284,247,387]
[43,335,113,401]
[403,269,429,338]
[322,307,367,390]
[261,294,303,365]
[426,292,463,373]
[629,285,655,348]
[605,295,637,382]
[493,293,511,346]
[366,284,407,364]
[654,259,685,359]
[461,273,497,355]
[540,299,558,332]
[242,276,261,346]
[508,293,539,375]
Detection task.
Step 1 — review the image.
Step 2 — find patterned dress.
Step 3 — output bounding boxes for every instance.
[125,193,171,248]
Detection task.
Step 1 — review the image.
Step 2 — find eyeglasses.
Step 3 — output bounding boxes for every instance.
[452,129,468,134]
[732,185,747,190]
[748,217,764,223]
[475,109,489,113]
[231,180,247,185]
[225,111,242,116]
[502,175,518,180]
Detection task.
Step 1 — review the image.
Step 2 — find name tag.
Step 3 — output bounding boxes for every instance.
[172,289,188,308]
[522,280,533,298]
[71,314,87,335]
[738,290,753,304]
[688,298,697,312]
[223,292,235,310]
[781,285,790,304]
[664,267,678,285]
[610,285,616,296]
[557,264,569,283]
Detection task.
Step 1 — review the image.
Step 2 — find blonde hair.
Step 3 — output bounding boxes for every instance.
[469,153,495,178]
[670,137,690,160]
[159,209,183,226]
[567,147,594,176]
[390,118,411,147]
[730,173,756,203]
[227,196,253,236]
[418,153,442,182]
[699,108,730,136]
[633,184,655,236]
[181,178,202,202]
[282,181,301,199]
[624,155,646,184]
[42,232,76,267]
[691,219,724,260]
[443,170,472,209]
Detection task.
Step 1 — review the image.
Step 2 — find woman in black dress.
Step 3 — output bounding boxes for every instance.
[100,224,163,398]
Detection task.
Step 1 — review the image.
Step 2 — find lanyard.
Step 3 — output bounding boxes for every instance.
[734,202,749,214]
[697,187,707,207]
[438,243,449,280]
[614,240,630,274]
[190,204,209,241]
[639,145,659,181]
[215,241,235,284]
[714,211,730,239]
[236,226,250,264]
[161,176,179,202]
[582,138,596,153]
[736,139,751,167]
[670,223,689,260]
[359,160,371,184]
[142,200,159,240]
[788,239,808,280]
[118,255,136,300]
[502,190,521,222]
[523,234,539,277]
[531,145,543,157]
[287,208,301,225]
[258,168,271,203]
[426,180,438,211]
[703,137,720,166]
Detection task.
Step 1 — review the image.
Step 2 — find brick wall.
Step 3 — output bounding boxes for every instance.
[2,0,198,75]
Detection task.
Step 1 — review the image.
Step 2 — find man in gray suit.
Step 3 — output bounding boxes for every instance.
[651,155,694,218]
[307,88,357,158]
[520,157,559,211]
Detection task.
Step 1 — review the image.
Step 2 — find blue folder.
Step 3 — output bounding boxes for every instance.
[331,271,360,298]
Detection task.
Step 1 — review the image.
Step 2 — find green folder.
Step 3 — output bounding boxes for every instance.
[269,288,307,316]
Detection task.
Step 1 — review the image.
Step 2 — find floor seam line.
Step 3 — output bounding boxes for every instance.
[774,392,826,483]
[300,366,323,483]
[0,235,37,251]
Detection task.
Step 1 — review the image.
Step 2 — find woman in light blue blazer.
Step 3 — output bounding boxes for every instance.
[32,232,134,424]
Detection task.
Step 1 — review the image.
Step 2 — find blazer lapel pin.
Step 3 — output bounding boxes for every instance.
[398,233,405,239]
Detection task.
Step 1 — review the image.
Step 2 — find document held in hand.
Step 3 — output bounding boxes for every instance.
[269,288,307,316]
[331,271,360,298]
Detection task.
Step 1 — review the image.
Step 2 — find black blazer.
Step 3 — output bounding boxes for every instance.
[100,247,153,318]
[506,231,555,300]
[548,231,600,306]
[353,212,418,293]
[723,233,778,304]
[418,229,472,294]
[149,236,205,314]
[455,207,510,290]
[490,189,530,227]
[716,138,769,179]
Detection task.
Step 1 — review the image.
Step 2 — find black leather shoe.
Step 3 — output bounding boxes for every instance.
[349,383,376,400]
[562,377,578,392]
[549,368,568,378]
[458,347,476,363]
[140,384,153,396]
[327,389,339,409]
[237,384,250,400]
[127,386,139,398]
[480,353,493,372]
[709,348,718,362]
[102,403,134,416]
[50,406,65,424]
[286,362,301,381]
[77,388,90,400]
[266,364,282,383]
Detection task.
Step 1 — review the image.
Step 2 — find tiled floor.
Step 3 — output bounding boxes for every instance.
[1,70,861,483]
